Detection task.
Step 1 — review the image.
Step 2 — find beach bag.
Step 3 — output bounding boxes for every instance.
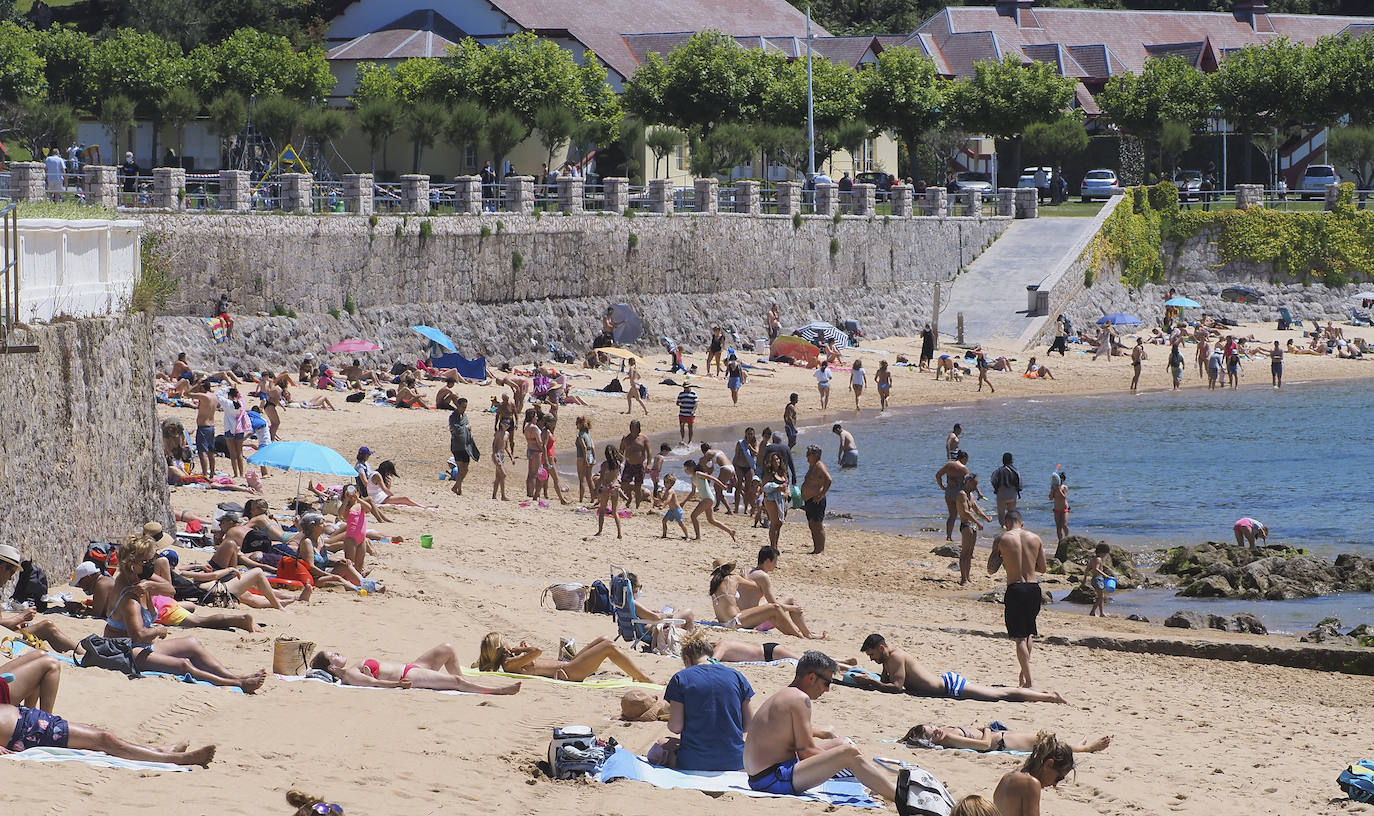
[584,580,612,615]
[199,580,236,608]
[1339,760,1374,803]
[272,636,316,676]
[547,725,605,780]
[651,623,681,657]
[11,561,48,607]
[895,766,955,816]
[77,635,141,678]
[541,583,588,612]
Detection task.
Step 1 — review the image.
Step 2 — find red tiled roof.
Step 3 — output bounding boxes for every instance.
[326,9,469,60]
[810,36,881,67]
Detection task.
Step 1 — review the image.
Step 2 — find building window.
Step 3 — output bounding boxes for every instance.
[675,140,685,171]
[464,144,477,170]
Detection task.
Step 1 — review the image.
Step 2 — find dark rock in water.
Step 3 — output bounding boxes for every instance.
[1180,574,1234,597]
[1232,613,1268,635]
[1301,617,1371,646]
[931,545,960,558]
[1165,543,1374,600]
[1126,614,1150,623]
[1052,535,1144,588]
[978,589,1005,604]
[1165,611,1208,629]
[1054,535,1101,563]
[1063,584,1096,605]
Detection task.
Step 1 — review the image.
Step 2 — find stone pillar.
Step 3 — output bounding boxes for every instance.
[852,183,876,216]
[451,176,480,215]
[401,174,430,214]
[814,183,838,217]
[1235,183,1264,209]
[1324,182,1342,211]
[219,170,250,212]
[997,188,1017,217]
[734,180,760,214]
[603,177,628,215]
[280,173,312,213]
[648,178,674,214]
[891,184,913,217]
[558,175,585,215]
[776,182,802,216]
[343,173,374,216]
[1013,187,1039,219]
[505,175,534,215]
[963,189,983,218]
[152,167,185,210]
[694,178,718,214]
[8,162,44,202]
[922,187,946,217]
[85,165,118,208]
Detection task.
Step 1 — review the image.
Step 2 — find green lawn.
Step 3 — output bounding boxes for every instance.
[1039,201,1107,217]
[16,0,83,10]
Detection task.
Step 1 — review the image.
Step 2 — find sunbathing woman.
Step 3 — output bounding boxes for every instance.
[368,460,437,509]
[902,723,1109,755]
[105,537,267,692]
[708,561,814,637]
[711,640,856,666]
[477,632,654,684]
[0,651,63,712]
[309,643,522,694]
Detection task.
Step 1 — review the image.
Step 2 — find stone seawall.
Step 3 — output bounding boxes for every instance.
[141,211,1008,367]
[0,316,170,581]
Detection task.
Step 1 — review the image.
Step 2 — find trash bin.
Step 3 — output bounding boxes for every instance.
[1026,285,1041,316]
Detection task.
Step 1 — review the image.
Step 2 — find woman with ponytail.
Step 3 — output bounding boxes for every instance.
[993,731,1074,815]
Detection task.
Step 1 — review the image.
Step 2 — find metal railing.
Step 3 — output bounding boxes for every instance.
[1,201,38,354]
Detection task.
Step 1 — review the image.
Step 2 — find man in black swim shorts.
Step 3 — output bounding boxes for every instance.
[800,446,832,555]
[988,510,1047,688]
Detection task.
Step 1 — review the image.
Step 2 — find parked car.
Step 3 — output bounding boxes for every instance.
[1079,169,1121,202]
[1017,166,1052,189]
[1299,164,1340,200]
[1174,170,1202,201]
[953,171,993,193]
[855,171,895,200]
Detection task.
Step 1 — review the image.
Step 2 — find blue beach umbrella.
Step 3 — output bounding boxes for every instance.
[1163,296,1201,308]
[248,440,358,498]
[411,325,456,353]
[1097,313,1141,326]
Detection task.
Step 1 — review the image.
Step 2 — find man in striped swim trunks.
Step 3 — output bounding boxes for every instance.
[853,635,1066,703]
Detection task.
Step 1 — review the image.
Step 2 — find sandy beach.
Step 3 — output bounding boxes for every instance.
[5,321,1372,815]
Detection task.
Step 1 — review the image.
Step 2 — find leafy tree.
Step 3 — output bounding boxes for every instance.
[915,127,971,186]
[36,26,96,111]
[576,53,623,142]
[826,119,870,174]
[405,100,445,173]
[470,33,582,130]
[394,57,449,106]
[351,62,400,105]
[356,97,401,173]
[0,22,46,102]
[16,99,77,159]
[99,94,136,160]
[624,31,770,136]
[760,54,860,133]
[1157,120,1192,181]
[205,90,246,167]
[192,28,335,102]
[689,122,756,177]
[1328,126,1374,204]
[302,106,347,145]
[253,94,304,148]
[858,47,945,179]
[443,100,485,173]
[121,0,210,51]
[158,85,201,162]
[533,104,576,176]
[484,109,529,176]
[752,124,807,174]
[946,55,1077,184]
[89,29,188,163]
[1211,38,1310,183]
[1023,115,1089,164]
[644,126,683,178]
[1098,56,1211,184]
[1292,32,1374,127]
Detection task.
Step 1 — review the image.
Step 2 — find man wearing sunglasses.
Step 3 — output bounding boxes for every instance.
[743,651,896,801]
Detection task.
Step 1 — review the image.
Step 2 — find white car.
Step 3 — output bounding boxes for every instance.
[1079,169,1121,201]
[1299,164,1339,200]
[1017,166,1052,189]
[953,171,994,193]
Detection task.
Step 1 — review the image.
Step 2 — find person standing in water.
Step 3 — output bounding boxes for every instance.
[1166,341,1185,391]
[874,360,892,412]
[1050,471,1070,541]
[849,359,866,412]
[936,451,971,542]
[1270,340,1283,388]
[832,423,858,469]
[946,423,962,460]
[1130,338,1147,392]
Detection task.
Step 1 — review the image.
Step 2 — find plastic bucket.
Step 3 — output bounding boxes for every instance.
[420,534,434,549]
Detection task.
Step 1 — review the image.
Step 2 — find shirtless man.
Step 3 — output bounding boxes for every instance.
[189,381,219,478]
[435,376,461,411]
[1194,331,1210,381]
[1130,338,1147,392]
[800,446,831,555]
[783,393,799,449]
[832,423,857,469]
[494,394,518,460]
[739,547,822,638]
[936,451,971,541]
[854,634,1065,703]
[1050,472,1070,541]
[619,420,652,508]
[0,545,79,653]
[494,373,529,408]
[171,352,193,381]
[946,423,962,460]
[989,510,1047,688]
[491,410,510,501]
[743,651,896,802]
[956,474,993,585]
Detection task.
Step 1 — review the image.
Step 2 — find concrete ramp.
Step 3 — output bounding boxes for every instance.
[939,199,1119,349]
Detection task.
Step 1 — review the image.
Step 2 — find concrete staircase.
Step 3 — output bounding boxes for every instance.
[938,198,1121,350]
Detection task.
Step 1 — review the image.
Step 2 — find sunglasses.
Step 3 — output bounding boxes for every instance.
[311,805,343,815]
[814,673,833,688]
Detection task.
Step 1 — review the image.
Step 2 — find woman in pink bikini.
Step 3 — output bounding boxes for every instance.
[309,643,521,694]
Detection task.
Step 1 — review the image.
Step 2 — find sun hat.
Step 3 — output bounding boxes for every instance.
[619,689,670,722]
[0,544,21,569]
[142,522,175,548]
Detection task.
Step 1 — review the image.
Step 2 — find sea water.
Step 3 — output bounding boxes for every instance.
[797,377,1374,634]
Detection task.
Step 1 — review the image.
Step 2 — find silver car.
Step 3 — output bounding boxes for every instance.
[1079,169,1120,202]
[1299,164,1339,200]
[1174,170,1202,201]
[954,171,993,193]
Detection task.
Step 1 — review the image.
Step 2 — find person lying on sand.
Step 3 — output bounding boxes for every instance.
[853,634,1065,703]
[901,722,1109,754]
[0,651,63,712]
[711,640,857,666]
[477,632,654,684]
[0,702,216,766]
[309,643,520,694]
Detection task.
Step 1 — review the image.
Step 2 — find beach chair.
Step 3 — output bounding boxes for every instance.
[1351,307,1372,327]
[609,565,684,654]
[1277,306,1302,331]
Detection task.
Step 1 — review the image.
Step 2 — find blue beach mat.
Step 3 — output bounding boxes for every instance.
[430,351,487,381]
[599,750,881,808]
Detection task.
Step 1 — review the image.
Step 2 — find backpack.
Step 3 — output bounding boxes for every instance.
[11,561,49,607]
[1339,760,1374,803]
[584,580,612,615]
[84,541,117,573]
[896,766,956,816]
[547,725,607,780]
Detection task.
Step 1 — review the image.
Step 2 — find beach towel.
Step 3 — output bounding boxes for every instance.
[599,750,880,808]
[719,657,798,667]
[0,747,192,772]
[205,316,230,343]
[467,668,661,691]
[430,352,487,381]
[273,673,475,696]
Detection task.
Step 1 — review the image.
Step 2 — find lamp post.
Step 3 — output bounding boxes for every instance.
[806,6,815,181]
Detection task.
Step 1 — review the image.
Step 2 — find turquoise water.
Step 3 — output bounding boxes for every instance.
[798,377,1374,633]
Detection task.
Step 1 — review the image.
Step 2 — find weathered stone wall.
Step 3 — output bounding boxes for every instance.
[141,212,1009,317]
[0,315,170,581]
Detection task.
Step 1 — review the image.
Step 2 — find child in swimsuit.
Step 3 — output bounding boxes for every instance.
[660,475,687,539]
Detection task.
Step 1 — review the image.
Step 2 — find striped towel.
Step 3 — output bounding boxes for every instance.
[205,316,230,343]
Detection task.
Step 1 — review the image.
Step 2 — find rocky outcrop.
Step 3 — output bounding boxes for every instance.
[1159,542,1374,600]
[1301,617,1374,647]
[1164,610,1268,635]
[1050,534,1147,603]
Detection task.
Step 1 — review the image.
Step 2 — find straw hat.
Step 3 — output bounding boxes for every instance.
[619,690,670,722]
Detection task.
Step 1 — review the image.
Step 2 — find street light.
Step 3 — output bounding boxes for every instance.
[806,6,815,181]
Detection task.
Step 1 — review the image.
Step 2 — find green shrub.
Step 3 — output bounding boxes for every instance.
[832,209,843,224]
[792,212,803,231]
[1084,268,1095,288]
[328,307,341,319]
[368,214,379,229]
[419,219,433,239]
[627,233,639,251]
[624,208,636,218]
[131,232,177,315]
[512,250,524,271]
[829,237,840,257]
[394,223,403,238]
[496,220,505,234]
[344,293,356,315]
[480,225,492,238]
[270,303,297,318]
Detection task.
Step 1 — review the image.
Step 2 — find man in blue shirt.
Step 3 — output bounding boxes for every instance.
[663,634,754,770]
